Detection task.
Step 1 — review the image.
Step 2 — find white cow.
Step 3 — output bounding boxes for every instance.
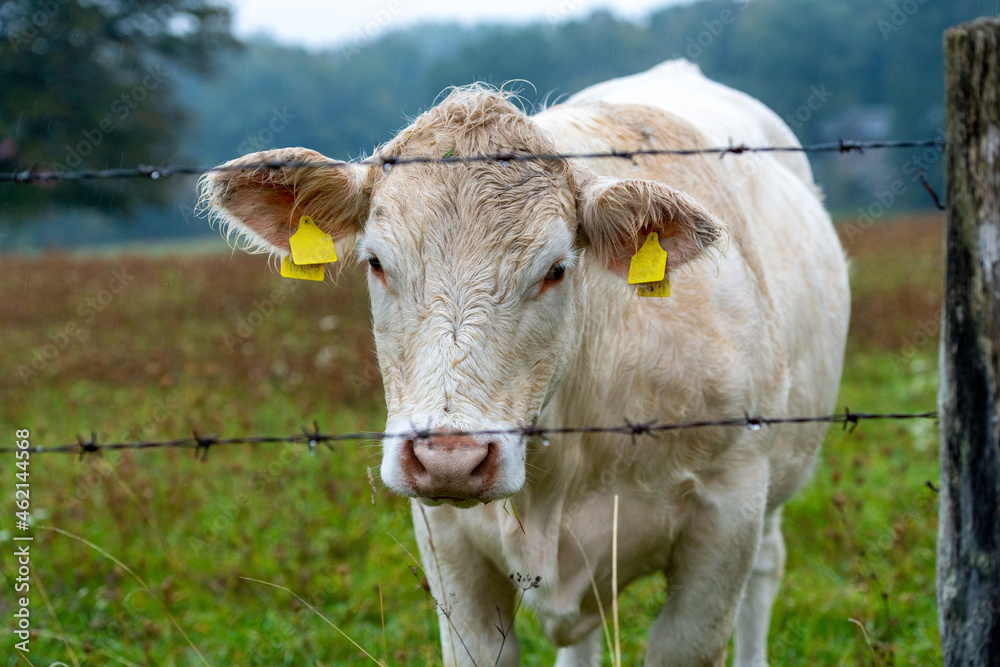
[201,60,850,666]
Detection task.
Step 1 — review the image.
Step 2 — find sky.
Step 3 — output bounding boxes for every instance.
[231,0,691,51]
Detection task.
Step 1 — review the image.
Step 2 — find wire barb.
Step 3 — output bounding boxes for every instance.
[301,420,330,454]
[724,139,749,157]
[842,407,860,433]
[192,431,217,461]
[838,139,862,154]
[917,169,946,211]
[76,432,101,461]
[743,412,766,431]
[623,418,657,446]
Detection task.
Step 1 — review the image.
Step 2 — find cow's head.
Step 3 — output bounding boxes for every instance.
[199,87,723,507]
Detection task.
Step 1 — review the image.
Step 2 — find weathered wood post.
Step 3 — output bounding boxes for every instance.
[939,16,1000,666]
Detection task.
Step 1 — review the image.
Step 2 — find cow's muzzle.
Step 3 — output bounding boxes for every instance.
[399,434,500,503]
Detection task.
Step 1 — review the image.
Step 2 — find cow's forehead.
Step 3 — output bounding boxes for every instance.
[368,162,575,237]
[364,166,577,297]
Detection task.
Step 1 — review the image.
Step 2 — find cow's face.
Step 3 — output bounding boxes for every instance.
[199,88,723,506]
[362,156,583,506]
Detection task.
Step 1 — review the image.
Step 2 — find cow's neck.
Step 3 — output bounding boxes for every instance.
[529,262,674,498]
[482,265,687,621]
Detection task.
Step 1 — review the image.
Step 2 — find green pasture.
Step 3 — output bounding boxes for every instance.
[0,214,944,665]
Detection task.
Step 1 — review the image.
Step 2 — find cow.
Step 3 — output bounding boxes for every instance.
[199,60,850,666]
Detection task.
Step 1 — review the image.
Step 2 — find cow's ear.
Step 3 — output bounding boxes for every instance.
[197,147,371,256]
[575,174,727,279]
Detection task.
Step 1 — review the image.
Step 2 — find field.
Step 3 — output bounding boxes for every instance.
[1,212,944,665]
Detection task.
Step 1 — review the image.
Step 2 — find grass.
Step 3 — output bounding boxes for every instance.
[0,212,944,665]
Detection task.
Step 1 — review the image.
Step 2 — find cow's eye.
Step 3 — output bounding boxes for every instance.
[545,262,566,283]
[368,255,383,272]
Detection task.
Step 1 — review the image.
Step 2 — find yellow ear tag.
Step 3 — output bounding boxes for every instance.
[288,215,338,265]
[627,232,671,297]
[280,256,325,281]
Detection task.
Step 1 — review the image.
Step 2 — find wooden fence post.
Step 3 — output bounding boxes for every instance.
[939,15,1000,666]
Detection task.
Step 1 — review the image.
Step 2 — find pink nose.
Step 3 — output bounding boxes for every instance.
[401,435,499,501]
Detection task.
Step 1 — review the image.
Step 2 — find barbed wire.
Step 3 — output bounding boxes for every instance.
[1,409,938,458]
[0,138,947,185]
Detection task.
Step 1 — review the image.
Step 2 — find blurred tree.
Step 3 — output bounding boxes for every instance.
[0,0,237,214]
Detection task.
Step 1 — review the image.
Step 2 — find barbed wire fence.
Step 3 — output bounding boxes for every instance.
[0,138,947,212]
[0,410,942,458]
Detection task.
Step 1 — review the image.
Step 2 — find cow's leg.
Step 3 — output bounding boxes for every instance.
[412,502,520,667]
[554,627,602,667]
[644,470,766,666]
[733,508,786,667]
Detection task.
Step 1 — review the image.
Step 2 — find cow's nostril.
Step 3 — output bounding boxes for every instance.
[470,442,495,478]
[403,439,427,475]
